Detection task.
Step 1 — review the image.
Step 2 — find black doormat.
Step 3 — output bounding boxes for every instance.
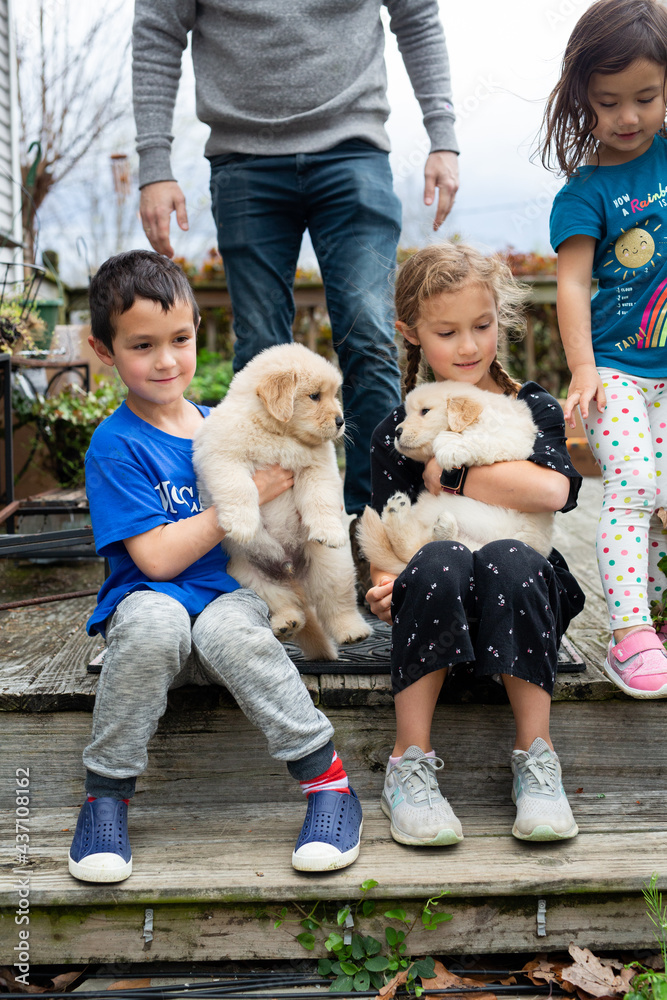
[88,614,585,675]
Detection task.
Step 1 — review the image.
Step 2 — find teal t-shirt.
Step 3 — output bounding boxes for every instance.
[550,135,667,377]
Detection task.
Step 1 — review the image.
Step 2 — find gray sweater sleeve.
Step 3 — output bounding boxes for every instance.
[133,0,458,189]
[133,0,196,188]
[386,1,458,154]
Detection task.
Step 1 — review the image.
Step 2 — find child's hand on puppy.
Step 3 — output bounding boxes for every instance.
[253,465,294,505]
[367,574,396,624]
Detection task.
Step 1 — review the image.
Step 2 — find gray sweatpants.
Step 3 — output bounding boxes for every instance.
[83,588,334,781]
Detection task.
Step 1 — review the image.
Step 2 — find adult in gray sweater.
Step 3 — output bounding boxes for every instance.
[133,0,459,526]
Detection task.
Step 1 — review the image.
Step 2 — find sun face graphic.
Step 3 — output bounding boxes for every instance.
[603,218,665,280]
[614,228,655,266]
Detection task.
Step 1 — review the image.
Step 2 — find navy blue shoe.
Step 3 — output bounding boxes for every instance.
[68,797,132,882]
[292,788,362,871]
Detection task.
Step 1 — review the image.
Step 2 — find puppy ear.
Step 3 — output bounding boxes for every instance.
[256,369,298,422]
[447,396,483,432]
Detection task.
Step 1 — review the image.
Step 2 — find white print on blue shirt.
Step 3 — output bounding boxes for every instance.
[154,480,204,515]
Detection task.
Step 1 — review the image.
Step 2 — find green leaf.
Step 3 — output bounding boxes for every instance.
[365,956,390,972]
[360,878,379,891]
[351,934,366,961]
[273,920,283,929]
[369,971,384,990]
[297,932,316,951]
[422,911,452,929]
[340,962,360,975]
[337,907,351,926]
[384,907,408,922]
[354,971,371,992]
[412,957,436,980]
[330,975,355,994]
[385,927,398,947]
[362,899,376,917]
[318,959,333,976]
[325,932,344,952]
[654,979,667,1000]
[331,962,343,976]
[364,935,382,956]
[301,918,319,932]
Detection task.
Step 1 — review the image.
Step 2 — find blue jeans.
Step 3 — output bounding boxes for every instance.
[209,139,403,515]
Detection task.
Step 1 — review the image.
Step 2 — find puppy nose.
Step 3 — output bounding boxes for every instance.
[395,426,403,439]
[335,415,344,428]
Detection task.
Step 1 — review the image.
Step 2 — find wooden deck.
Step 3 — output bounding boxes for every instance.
[1,478,666,964]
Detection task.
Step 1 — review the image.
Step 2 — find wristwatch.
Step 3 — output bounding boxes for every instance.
[440,466,468,496]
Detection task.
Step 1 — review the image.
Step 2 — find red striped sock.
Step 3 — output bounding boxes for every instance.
[299,751,350,796]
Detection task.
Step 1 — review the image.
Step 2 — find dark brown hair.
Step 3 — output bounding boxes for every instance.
[395,242,527,396]
[89,250,200,352]
[540,0,667,178]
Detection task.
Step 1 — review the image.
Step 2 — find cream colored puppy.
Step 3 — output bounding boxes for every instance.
[357,381,554,574]
[193,343,370,660]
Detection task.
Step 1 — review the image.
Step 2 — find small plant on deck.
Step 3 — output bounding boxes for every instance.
[274,880,451,994]
[626,874,667,1000]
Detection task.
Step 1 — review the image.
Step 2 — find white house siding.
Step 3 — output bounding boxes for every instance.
[0,0,22,260]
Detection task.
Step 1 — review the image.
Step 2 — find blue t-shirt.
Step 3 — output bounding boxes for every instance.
[85,400,239,636]
[550,134,667,377]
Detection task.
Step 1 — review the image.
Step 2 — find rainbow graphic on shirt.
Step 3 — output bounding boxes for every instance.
[638,277,667,348]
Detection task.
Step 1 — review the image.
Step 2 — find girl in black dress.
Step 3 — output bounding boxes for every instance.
[366,242,585,846]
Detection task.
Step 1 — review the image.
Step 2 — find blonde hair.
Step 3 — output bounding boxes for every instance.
[395,242,528,395]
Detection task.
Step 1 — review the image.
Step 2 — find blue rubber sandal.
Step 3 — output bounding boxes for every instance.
[68,797,132,883]
[292,788,362,871]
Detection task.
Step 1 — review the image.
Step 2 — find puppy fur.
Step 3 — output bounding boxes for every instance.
[357,380,554,574]
[193,342,370,660]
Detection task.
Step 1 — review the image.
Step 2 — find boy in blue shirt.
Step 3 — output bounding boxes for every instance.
[68,250,362,882]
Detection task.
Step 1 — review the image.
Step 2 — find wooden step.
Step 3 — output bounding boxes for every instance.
[1,701,664,962]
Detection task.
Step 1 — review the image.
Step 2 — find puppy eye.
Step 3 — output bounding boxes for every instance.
[309,392,320,401]
[420,407,430,416]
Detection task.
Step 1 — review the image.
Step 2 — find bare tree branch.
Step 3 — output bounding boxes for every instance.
[15,0,132,262]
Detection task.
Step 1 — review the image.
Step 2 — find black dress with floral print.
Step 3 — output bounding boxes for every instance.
[369,382,586,695]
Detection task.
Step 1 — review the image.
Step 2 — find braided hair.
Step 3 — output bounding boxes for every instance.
[395,242,527,396]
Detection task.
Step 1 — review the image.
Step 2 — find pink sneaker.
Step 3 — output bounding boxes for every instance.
[604,626,667,698]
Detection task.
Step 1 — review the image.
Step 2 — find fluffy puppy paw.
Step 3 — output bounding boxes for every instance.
[308,523,348,548]
[270,609,306,641]
[383,492,411,520]
[218,507,262,544]
[433,512,457,541]
[331,611,372,645]
[434,433,472,471]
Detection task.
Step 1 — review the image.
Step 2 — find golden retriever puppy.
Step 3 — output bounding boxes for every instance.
[193,343,371,660]
[357,381,554,574]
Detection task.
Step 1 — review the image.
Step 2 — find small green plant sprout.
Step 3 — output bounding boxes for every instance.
[288,882,450,994]
[626,873,667,1000]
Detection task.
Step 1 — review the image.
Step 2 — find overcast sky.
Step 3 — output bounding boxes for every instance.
[25,0,593,282]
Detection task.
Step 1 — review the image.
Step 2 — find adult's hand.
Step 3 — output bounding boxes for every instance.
[424,151,459,230]
[139,181,189,258]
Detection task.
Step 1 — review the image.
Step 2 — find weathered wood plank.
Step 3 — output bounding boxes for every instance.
[3,894,655,964]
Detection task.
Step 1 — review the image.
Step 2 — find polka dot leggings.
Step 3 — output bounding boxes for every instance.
[584,368,667,630]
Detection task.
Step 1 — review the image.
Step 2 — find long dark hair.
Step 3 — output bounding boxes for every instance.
[539,0,667,178]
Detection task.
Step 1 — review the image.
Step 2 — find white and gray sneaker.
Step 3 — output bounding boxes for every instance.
[511,737,578,841]
[381,745,463,846]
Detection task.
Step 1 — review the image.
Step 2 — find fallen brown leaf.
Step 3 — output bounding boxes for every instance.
[523,956,576,992]
[420,959,497,1000]
[0,967,43,993]
[107,980,152,991]
[656,508,667,529]
[562,945,635,997]
[376,968,410,999]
